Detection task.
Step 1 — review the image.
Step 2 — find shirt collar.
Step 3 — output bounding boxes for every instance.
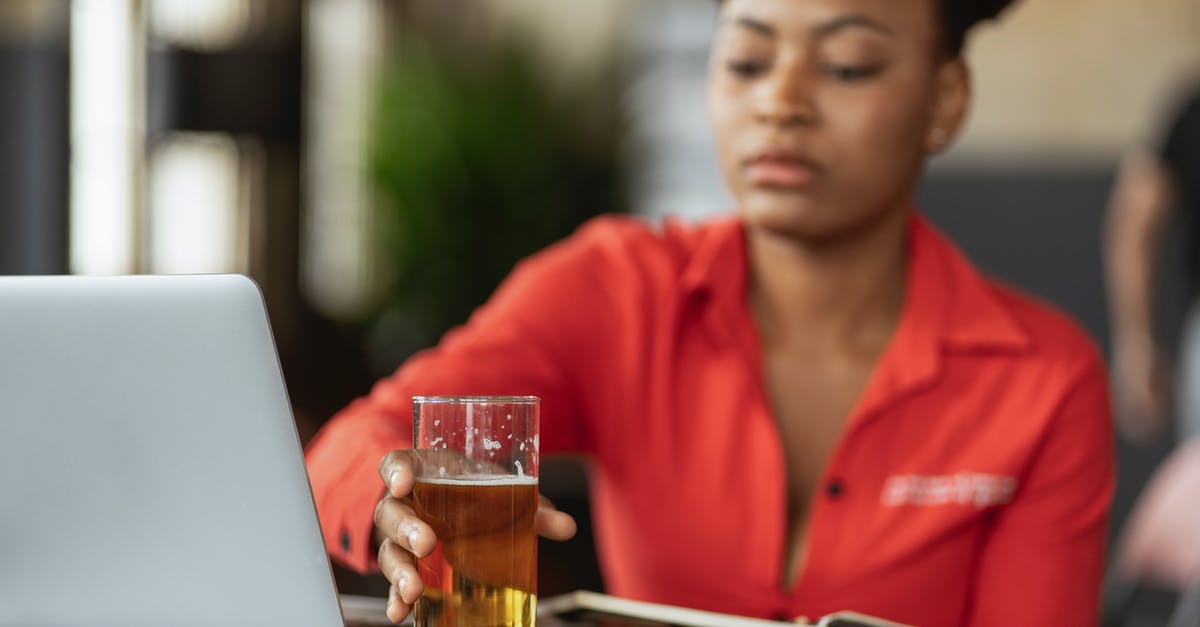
[861,215,1034,419]
[904,216,1032,353]
[680,212,1033,354]
[679,215,744,299]
[679,211,1035,426]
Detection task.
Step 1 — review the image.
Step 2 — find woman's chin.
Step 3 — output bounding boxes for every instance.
[737,200,842,240]
[736,198,901,245]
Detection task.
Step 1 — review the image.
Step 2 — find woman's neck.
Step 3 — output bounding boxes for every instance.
[746,208,911,356]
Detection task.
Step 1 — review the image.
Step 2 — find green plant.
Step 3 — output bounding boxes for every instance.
[368,35,626,370]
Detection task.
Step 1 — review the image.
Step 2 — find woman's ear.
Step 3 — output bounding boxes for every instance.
[925,58,971,154]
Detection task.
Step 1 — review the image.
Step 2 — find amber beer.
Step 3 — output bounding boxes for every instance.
[412,475,539,627]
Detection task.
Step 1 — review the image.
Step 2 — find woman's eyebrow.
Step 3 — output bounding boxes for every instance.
[811,14,895,39]
[723,15,776,38]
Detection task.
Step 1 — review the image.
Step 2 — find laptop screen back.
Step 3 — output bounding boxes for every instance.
[0,275,344,627]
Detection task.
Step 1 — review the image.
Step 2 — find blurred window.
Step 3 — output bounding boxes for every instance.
[69,0,141,275]
[302,0,386,321]
[626,0,728,221]
[147,132,257,274]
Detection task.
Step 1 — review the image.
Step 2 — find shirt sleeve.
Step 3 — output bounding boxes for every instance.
[966,355,1115,626]
[304,220,624,573]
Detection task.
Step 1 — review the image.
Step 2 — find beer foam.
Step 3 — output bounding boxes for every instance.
[416,475,538,486]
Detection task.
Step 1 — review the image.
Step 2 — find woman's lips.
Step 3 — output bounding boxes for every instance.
[743,156,820,188]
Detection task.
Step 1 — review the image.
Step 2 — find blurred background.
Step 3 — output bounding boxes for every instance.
[1,0,1198,623]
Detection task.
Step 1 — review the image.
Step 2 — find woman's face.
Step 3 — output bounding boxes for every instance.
[708,0,968,241]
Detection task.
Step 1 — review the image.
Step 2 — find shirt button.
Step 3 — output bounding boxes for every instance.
[340,529,352,553]
[826,479,845,499]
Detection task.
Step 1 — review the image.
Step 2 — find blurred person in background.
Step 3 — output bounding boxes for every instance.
[1104,83,1200,624]
[306,1,1114,625]
[1105,85,1200,445]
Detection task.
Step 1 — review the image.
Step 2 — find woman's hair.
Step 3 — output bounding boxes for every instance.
[714,0,1017,58]
[941,0,1015,57]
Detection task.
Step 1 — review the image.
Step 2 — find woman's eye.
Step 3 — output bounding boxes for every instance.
[726,59,768,78]
[822,63,883,82]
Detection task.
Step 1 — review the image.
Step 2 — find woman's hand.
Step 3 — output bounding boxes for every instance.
[374,450,578,623]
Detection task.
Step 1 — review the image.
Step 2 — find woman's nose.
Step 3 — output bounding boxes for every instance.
[753,60,817,127]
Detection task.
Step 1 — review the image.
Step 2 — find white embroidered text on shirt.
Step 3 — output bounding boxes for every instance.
[881,472,1017,509]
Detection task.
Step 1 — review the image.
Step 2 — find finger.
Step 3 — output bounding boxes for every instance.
[374,497,437,557]
[536,496,577,541]
[380,541,414,624]
[377,537,414,580]
[378,450,416,499]
[387,581,411,624]
[378,539,424,606]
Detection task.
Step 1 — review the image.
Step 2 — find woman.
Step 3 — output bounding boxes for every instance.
[305,0,1113,624]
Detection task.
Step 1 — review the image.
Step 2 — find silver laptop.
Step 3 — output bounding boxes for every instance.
[0,275,347,627]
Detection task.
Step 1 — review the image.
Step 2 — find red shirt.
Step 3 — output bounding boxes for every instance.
[304,214,1113,626]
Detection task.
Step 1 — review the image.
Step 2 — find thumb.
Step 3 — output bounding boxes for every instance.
[535,496,577,541]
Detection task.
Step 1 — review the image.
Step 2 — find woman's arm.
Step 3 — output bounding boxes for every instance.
[1104,149,1176,442]
[304,222,623,573]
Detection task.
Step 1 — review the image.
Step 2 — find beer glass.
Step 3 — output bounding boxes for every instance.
[411,396,539,627]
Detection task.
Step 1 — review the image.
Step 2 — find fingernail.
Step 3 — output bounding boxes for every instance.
[387,586,398,620]
[389,470,401,492]
[398,573,415,604]
[408,528,425,556]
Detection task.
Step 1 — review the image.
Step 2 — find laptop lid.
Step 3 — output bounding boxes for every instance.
[0,274,345,627]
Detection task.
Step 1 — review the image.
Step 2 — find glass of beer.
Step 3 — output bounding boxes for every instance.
[410,396,539,627]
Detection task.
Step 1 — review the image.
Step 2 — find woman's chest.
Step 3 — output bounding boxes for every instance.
[592,342,1041,620]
